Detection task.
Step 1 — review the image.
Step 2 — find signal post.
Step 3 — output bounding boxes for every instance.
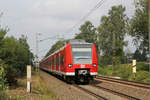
[27,65,31,93]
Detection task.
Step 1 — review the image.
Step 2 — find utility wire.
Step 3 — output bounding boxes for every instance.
[65,0,107,34]
[39,35,57,42]
[38,0,107,42]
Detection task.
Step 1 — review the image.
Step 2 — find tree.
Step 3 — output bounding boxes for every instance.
[75,21,97,45]
[0,17,8,89]
[130,0,148,61]
[0,36,33,85]
[97,5,128,65]
[45,40,66,57]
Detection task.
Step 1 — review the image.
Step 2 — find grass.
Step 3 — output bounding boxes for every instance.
[7,72,56,100]
[98,62,150,83]
[32,73,56,100]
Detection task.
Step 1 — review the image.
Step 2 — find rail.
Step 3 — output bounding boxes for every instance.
[73,84,108,100]
[92,85,141,100]
[96,76,150,90]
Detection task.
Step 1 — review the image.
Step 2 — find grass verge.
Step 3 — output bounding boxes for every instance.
[8,72,56,100]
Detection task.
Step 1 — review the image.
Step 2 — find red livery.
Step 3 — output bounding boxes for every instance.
[40,40,98,83]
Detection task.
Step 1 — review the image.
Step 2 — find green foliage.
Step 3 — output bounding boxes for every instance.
[97,5,128,65]
[75,21,97,45]
[98,66,113,76]
[45,40,66,57]
[130,0,148,61]
[0,34,33,85]
[0,27,8,46]
[129,71,150,83]
[114,65,132,79]
[0,59,7,90]
[136,62,149,71]
[99,63,150,83]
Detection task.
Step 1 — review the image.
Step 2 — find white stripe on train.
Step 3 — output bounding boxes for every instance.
[41,67,97,76]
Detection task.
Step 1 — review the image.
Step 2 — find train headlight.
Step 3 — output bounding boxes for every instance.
[93,64,96,67]
[68,64,72,67]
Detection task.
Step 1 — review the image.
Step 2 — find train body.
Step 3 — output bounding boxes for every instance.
[40,40,98,83]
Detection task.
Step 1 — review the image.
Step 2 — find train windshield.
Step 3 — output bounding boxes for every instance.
[72,48,92,64]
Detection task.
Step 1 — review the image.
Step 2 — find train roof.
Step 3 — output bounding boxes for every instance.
[40,39,93,62]
[68,39,91,45]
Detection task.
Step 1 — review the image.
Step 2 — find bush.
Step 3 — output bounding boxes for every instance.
[136,62,149,71]
[0,36,33,86]
[114,65,132,79]
[0,60,10,100]
[0,59,7,90]
[129,71,150,83]
[98,65,113,76]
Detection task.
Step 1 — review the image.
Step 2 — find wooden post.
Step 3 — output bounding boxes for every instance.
[27,65,31,93]
[132,60,136,80]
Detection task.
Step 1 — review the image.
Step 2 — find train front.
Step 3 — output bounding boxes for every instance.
[65,40,98,83]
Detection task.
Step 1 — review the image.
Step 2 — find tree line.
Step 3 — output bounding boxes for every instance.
[46,0,148,65]
[0,25,33,90]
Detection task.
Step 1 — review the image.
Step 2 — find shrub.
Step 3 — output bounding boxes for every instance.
[129,71,150,83]
[98,66,113,76]
[136,62,149,71]
[114,65,132,79]
[0,59,7,90]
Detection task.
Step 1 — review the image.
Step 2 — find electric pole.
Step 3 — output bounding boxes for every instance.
[36,33,39,72]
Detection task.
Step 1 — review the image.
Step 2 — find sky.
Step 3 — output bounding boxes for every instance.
[0,0,135,60]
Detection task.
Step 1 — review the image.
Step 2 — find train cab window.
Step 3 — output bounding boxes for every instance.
[72,48,92,64]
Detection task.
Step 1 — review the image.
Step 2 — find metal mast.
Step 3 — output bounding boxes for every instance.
[36,33,39,72]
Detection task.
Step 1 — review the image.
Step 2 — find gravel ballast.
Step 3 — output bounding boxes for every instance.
[40,71,98,100]
[94,78,150,100]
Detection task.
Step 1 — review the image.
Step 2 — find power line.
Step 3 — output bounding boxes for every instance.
[38,0,107,42]
[37,0,107,60]
[39,35,57,42]
[65,0,107,34]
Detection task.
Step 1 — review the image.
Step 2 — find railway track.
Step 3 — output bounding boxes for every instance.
[96,76,150,90]
[73,84,108,100]
[91,85,141,100]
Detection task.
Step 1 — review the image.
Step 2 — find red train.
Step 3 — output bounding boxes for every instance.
[40,39,98,83]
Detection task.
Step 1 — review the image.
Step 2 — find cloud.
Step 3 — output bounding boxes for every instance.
[0,0,135,59]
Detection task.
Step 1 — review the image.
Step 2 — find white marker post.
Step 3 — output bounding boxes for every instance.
[132,60,136,79]
[27,65,31,93]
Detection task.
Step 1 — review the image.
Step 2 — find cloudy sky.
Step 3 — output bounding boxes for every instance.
[0,0,135,59]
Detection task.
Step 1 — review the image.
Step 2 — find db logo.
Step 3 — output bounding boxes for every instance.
[81,64,85,68]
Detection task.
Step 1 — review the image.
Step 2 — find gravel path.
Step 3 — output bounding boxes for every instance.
[94,79,150,100]
[40,70,98,100]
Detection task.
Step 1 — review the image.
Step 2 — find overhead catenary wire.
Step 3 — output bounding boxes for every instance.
[37,0,107,60]
[65,0,107,34]
[38,0,107,42]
